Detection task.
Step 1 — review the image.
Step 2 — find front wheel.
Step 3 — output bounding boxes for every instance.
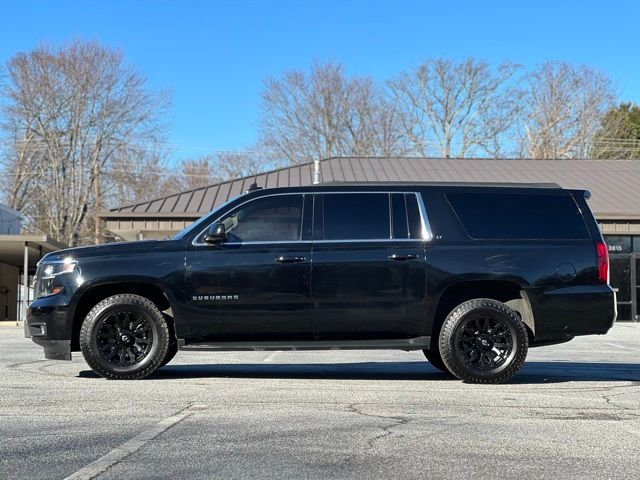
[422,349,452,375]
[439,298,528,384]
[80,294,170,380]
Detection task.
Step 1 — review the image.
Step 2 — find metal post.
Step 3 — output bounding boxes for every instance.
[312,159,321,185]
[632,254,638,322]
[22,242,29,325]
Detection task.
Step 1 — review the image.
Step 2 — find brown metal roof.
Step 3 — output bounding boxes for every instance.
[105,157,640,220]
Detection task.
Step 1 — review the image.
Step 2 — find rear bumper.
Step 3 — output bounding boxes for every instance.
[530,284,617,341]
[25,302,72,360]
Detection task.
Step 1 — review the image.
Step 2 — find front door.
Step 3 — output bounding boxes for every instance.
[311,192,427,340]
[185,193,313,341]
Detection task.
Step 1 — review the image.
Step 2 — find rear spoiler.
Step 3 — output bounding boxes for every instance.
[569,189,591,200]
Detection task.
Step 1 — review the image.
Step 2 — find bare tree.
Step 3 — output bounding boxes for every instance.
[105,145,175,209]
[259,61,407,164]
[519,61,616,159]
[0,40,169,245]
[212,150,276,180]
[164,150,275,193]
[168,156,218,191]
[387,58,522,158]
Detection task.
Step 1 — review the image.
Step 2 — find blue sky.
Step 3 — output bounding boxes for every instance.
[1,0,639,161]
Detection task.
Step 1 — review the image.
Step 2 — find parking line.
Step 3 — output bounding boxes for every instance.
[64,404,208,480]
[262,351,281,363]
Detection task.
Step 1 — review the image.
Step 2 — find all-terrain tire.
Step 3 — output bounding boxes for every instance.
[159,313,178,368]
[439,298,528,384]
[80,294,170,380]
[160,341,178,368]
[422,349,452,375]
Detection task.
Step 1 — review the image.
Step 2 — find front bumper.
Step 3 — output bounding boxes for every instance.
[25,302,72,360]
[31,338,71,360]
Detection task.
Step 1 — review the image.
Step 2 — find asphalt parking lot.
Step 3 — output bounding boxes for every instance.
[1,324,639,480]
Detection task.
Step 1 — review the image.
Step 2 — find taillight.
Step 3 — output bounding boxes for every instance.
[595,241,609,284]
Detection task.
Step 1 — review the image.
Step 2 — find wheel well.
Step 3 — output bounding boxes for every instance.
[432,281,530,342]
[71,283,173,351]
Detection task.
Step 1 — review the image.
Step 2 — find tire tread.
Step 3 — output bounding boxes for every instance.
[439,298,528,384]
[79,294,170,380]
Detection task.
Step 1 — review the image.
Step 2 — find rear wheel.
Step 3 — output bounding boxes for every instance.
[80,294,170,380]
[439,298,528,384]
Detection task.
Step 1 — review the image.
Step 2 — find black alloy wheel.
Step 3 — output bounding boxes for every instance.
[80,294,171,380]
[438,298,528,384]
[456,316,513,372]
[95,310,154,367]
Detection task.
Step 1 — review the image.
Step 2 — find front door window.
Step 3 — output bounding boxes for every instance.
[220,195,303,243]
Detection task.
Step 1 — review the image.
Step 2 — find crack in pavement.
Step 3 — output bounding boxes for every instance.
[345,403,410,450]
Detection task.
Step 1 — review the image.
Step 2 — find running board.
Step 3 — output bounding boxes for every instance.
[180,336,430,352]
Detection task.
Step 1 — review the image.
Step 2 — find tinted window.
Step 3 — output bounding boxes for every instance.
[323,193,390,240]
[447,192,589,240]
[391,194,408,239]
[218,194,303,242]
[405,194,422,239]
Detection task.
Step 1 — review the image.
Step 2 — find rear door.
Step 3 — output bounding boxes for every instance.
[310,192,427,340]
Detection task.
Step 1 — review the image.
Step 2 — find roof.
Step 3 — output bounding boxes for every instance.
[105,157,640,220]
[0,235,67,268]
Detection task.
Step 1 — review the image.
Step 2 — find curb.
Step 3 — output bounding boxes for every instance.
[0,321,22,328]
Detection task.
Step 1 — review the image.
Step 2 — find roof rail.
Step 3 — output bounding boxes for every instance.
[317,181,562,189]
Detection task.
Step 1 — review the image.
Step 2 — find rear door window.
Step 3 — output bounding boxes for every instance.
[405,194,423,239]
[446,192,589,240]
[322,193,390,240]
[391,194,409,239]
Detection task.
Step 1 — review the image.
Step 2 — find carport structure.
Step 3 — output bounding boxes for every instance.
[0,235,66,323]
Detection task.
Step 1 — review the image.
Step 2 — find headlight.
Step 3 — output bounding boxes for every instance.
[35,258,77,298]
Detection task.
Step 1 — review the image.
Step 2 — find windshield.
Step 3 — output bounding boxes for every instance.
[171,194,243,240]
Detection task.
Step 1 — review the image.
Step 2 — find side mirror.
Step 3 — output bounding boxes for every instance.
[203,222,226,244]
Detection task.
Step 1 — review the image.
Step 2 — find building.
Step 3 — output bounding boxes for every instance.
[101,157,640,321]
[0,204,65,322]
[0,204,22,235]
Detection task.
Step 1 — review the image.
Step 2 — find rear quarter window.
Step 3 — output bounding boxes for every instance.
[446,192,590,240]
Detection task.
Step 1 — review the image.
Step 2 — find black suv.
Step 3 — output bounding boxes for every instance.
[26,183,616,383]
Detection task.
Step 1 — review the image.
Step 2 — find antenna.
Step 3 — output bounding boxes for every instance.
[246,182,262,193]
[312,159,321,184]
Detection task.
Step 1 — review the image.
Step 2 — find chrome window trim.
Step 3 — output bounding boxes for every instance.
[312,238,426,244]
[192,192,305,246]
[192,190,434,246]
[415,193,434,241]
[173,194,243,241]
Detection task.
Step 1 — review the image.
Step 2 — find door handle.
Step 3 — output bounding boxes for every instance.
[388,253,419,261]
[275,256,306,264]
